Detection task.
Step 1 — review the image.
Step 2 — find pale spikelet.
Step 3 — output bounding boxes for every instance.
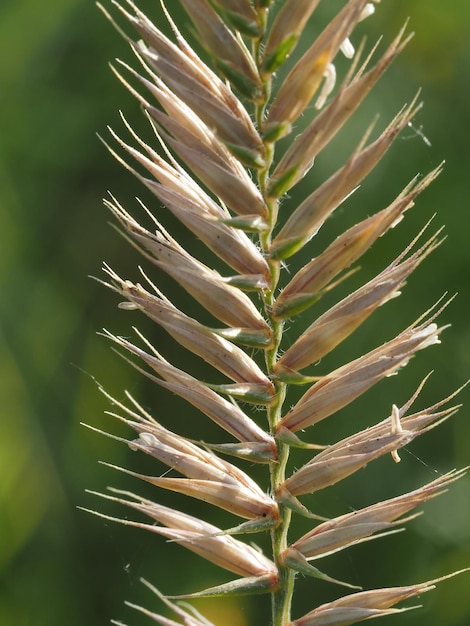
[105,196,271,332]
[102,1,263,151]
[261,0,322,73]
[275,230,441,371]
[178,0,262,99]
[103,130,270,275]
[272,166,443,319]
[98,439,279,524]
[283,468,467,562]
[270,98,422,258]
[270,24,413,191]
[87,1,467,624]
[265,0,374,137]
[84,489,278,590]
[98,337,276,454]
[290,572,470,626]
[102,266,275,392]
[278,393,460,499]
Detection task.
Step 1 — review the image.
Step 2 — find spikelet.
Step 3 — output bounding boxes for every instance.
[86,1,468,625]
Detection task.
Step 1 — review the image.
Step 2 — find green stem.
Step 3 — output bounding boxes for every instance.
[254,6,294,623]
[264,289,293,626]
[269,401,294,626]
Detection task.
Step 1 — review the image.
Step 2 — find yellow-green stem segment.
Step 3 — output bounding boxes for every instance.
[254,8,296,622]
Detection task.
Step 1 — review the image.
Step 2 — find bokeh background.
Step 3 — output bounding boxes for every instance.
[0,1,469,625]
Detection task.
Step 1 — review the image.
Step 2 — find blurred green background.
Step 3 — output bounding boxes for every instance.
[0,1,469,625]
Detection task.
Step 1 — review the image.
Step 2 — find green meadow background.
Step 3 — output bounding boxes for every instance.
[1,1,469,625]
